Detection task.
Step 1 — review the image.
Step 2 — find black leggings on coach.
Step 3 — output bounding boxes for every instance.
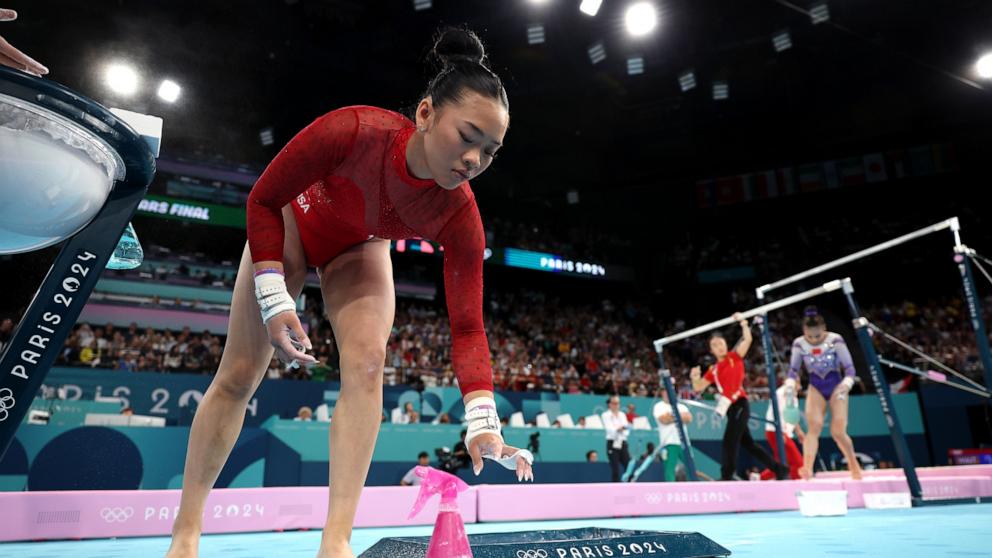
[607,440,631,482]
[721,398,779,480]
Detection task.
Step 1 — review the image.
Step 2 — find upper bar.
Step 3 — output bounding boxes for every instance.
[756,218,958,297]
[654,279,845,352]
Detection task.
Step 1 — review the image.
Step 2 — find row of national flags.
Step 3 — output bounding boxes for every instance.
[695,143,956,209]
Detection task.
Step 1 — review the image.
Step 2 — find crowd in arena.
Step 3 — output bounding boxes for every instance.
[3,208,988,399]
[8,285,984,403]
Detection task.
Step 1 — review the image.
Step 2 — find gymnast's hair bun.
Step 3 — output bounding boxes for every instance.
[431,26,487,68]
[802,305,826,327]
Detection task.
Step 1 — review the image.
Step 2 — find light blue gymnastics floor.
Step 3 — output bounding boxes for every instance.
[2,504,989,557]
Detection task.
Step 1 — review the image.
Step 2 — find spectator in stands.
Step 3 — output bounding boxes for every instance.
[586,450,599,463]
[164,346,183,371]
[79,342,102,368]
[404,402,419,423]
[295,406,314,422]
[393,402,416,425]
[400,452,432,486]
[625,403,638,423]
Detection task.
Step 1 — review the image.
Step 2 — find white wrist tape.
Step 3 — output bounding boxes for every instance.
[254,272,297,324]
[464,397,502,449]
[840,376,855,391]
[784,378,797,391]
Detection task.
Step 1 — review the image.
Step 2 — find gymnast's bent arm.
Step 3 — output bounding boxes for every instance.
[245,109,358,363]
[732,312,753,357]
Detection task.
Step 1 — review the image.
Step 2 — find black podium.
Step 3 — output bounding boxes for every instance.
[360,527,731,558]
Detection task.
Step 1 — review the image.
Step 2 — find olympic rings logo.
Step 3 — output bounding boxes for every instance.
[645,493,662,504]
[0,388,15,422]
[516,550,549,558]
[100,507,134,523]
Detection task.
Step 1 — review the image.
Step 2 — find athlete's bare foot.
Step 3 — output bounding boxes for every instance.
[164,536,199,558]
[798,466,813,480]
[850,466,863,481]
[316,540,355,558]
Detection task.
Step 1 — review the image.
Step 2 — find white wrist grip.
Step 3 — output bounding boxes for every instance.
[254,273,297,324]
[464,397,502,449]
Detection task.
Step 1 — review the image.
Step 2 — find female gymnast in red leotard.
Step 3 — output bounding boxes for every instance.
[166,27,533,558]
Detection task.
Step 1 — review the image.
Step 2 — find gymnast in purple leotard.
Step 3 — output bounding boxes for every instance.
[784,306,864,480]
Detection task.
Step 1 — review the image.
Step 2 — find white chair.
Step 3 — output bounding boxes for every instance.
[555,413,575,428]
[632,416,652,430]
[315,404,331,422]
[509,411,525,427]
[584,414,605,429]
[535,412,551,428]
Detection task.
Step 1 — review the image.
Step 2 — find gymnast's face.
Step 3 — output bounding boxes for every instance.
[803,324,827,345]
[416,90,508,190]
[709,336,729,359]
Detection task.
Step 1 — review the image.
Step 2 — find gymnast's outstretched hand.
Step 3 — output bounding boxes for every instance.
[0,9,48,76]
[468,432,535,482]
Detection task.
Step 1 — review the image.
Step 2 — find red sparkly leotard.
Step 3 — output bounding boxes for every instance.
[246,105,492,395]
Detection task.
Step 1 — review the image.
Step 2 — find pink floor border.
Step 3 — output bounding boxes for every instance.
[0,486,476,542]
[1,466,989,542]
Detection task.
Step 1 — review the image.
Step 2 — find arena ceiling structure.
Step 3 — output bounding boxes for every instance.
[5,0,992,229]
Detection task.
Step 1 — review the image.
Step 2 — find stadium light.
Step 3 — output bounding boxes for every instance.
[712,80,729,101]
[810,2,829,24]
[976,53,992,79]
[157,80,181,103]
[627,56,644,75]
[580,0,602,16]
[588,41,607,64]
[527,24,546,45]
[625,2,658,37]
[678,69,696,92]
[772,29,792,52]
[105,63,139,96]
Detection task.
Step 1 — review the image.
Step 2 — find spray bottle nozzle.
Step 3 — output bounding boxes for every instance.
[408,466,470,520]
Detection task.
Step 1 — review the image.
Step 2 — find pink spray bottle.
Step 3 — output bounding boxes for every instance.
[408,466,473,558]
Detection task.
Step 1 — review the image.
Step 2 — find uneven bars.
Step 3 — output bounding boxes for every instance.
[654,279,845,352]
[879,357,991,399]
[756,218,959,298]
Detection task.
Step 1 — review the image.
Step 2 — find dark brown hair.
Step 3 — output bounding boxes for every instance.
[421,26,508,111]
[803,305,826,328]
